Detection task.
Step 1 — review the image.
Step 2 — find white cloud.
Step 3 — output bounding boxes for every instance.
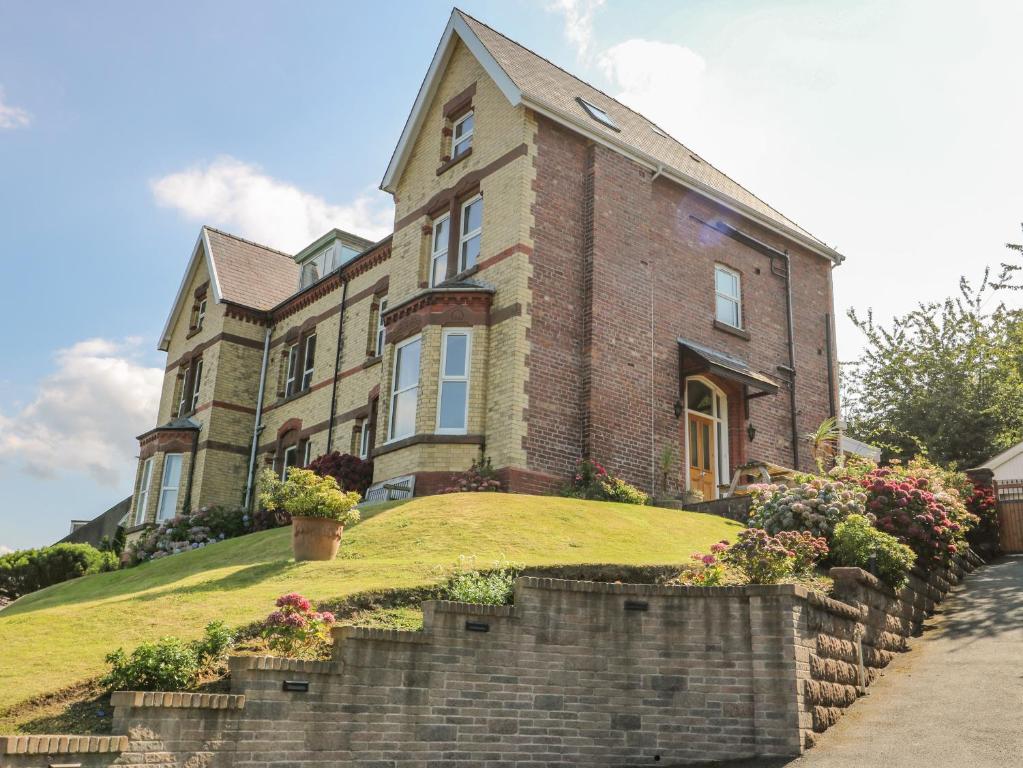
[151,156,393,253]
[0,338,162,486]
[0,545,13,555]
[547,0,605,60]
[0,87,31,130]
[599,39,707,139]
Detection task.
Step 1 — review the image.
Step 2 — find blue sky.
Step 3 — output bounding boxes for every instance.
[1,0,1021,550]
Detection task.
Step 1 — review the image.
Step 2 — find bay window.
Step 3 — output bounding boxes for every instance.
[135,457,154,525]
[189,359,203,412]
[437,329,471,434]
[156,454,183,521]
[389,336,421,441]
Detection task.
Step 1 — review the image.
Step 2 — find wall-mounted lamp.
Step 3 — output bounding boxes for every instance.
[747,423,757,442]
[673,399,683,419]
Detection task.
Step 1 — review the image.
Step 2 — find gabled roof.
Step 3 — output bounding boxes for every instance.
[158,226,299,350]
[56,497,131,548]
[382,9,844,264]
[973,440,1023,472]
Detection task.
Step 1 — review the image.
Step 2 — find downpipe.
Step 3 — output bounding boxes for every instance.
[244,325,273,510]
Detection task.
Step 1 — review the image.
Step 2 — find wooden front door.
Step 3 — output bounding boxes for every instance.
[688,412,717,500]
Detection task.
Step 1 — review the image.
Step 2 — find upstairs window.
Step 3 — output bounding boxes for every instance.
[437,329,471,434]
[375,296,388,356]
[284,343,299,397]
[135,457,154,525]
[156,454,183,521]
[714,265,742,328]
[301,335,316,390]
[195,298,207,330]
[430,215,450,287]
[459,196,483,273]
[451,111,474,158]
[189,359,203,412]
[389,336,421,441]
[577,97,619,131]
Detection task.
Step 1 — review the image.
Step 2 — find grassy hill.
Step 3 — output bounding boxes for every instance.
[0,493,739,713]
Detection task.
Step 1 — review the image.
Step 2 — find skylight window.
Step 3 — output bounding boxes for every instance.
[650,125,668,138]
[576,97,619,131]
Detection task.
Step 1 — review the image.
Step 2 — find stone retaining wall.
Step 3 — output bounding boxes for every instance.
[0,551,982,768]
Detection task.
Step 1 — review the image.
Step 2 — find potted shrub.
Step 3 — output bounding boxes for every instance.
[259,468,361,561]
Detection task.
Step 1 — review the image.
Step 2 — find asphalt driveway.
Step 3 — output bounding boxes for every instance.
[727,554,1023,768]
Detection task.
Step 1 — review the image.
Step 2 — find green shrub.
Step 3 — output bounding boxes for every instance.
[101,621,235,691]
[259,468,361,523]
[830,514,916,588]
[563,459,648,505]
[444,557,520,605]
[720,528,794,584]
[0,543,118,600]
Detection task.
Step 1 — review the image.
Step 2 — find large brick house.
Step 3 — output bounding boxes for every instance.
[128,9,844,530]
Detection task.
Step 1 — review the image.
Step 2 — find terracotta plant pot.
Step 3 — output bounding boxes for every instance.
[291,515,345,561]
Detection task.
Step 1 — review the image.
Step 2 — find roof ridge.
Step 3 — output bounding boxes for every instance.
[456,9,825,246]
[203,225,294,259]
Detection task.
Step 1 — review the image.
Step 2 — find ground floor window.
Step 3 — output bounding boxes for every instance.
[135,457,154,525]
[156,454,183,521]
[389,336,421,441]
[437,329,471,433]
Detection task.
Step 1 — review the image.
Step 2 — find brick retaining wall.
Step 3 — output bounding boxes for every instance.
[0,552,982,768]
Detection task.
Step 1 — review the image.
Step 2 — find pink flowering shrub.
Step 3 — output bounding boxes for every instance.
[720,528,795,584]
[748,478,866,539]
[862,470,964,567]
[965,482,999,553]
[260,592,336,658]
[440,456,503,493]
[563,459,648,504]
[685,541,729,586]
[775,531,829,574]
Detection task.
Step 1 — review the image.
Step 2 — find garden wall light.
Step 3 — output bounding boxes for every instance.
[747,423,757,442]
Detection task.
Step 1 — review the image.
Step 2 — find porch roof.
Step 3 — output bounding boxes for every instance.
[677,338,779,395]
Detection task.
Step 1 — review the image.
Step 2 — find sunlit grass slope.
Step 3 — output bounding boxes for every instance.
[0,493,739,711]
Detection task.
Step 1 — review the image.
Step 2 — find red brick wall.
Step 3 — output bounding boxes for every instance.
[528,115,838,494]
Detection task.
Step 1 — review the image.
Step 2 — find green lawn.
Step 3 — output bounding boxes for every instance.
[0,493,738,713]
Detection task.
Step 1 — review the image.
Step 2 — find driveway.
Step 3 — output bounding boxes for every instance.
[722,554,1023,768]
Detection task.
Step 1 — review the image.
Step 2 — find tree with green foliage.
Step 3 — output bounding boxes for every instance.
[843,232,1023,468]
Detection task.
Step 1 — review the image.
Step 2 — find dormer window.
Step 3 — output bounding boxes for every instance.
[451,111,474,158]
[577,97,619,131]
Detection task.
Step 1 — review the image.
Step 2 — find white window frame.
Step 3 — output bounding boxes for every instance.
[375,297,388,356]
[156,454,183,522]
[190,359,203,412]
[281,445,298,480]
[430,214,450,287]
[303,440,313,466]
[388,334,421,442]
[284,343,299,397]
[359,419,371,459]
[451,110,474,158]
[458,195,482,274]
[714,264,742,329]
[135,457,154,525]
[301,334,316,391]
[436,329,472,434]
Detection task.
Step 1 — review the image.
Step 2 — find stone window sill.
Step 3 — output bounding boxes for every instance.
[363,355,382,369]
[436,147,472,176]
[372,432,484,458]
[713,320,750,341]
[275,387,311,407]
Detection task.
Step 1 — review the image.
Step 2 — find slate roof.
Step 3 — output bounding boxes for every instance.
[203,227,300,310]
[57,497,131,548]
[455,10,835,255]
